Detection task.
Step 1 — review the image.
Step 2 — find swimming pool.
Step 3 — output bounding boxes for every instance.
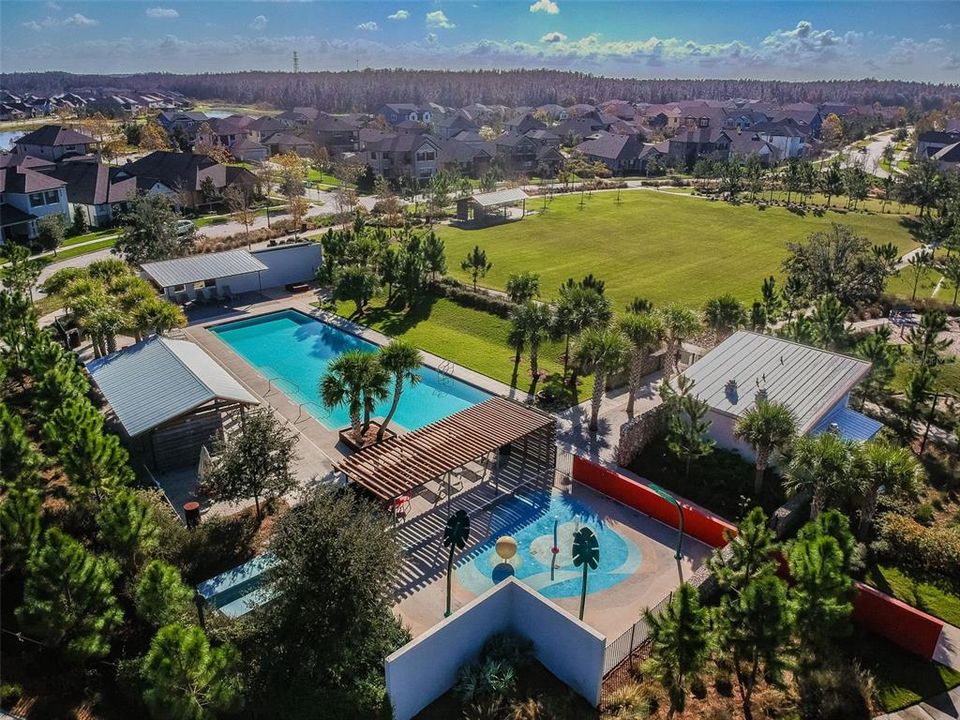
[456,490,642,599]
[211,310,491,431]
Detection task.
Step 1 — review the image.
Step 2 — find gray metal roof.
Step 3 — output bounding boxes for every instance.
[86,336,257,437]
[678,331,870,432]
[811,405,883,442]
[468,187,529,208]
[141,249,267,288]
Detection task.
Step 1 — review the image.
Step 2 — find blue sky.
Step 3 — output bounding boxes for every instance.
[2,1,958,81]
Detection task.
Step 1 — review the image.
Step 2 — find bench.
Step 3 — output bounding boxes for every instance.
[285,282,311,293]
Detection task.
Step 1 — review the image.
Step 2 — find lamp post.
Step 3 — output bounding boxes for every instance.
[648,482,684,560]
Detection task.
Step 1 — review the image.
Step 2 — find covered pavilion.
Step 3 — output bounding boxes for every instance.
[455,188,529,224]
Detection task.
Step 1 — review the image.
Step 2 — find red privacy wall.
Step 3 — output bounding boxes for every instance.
[852,582,944,659]
[571,456,738,548]
[571,455,946,660]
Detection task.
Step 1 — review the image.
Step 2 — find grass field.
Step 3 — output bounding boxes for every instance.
[434,190,919,311]
[326,294,580,394]
[865,564,960,627]
[62,228,116,248]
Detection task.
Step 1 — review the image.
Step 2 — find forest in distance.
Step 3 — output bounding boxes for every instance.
[3,68,959,113]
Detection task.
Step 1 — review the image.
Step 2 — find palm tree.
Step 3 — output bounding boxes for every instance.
[442,509,470,617]
[784,432,855,519]
[320,350,387,440]
[572,526,599,620]
[703,294,747,342]
[506,308,527,385]
[809,294,849,350]
[513,302,553,389]
[552,285,612,382]
[575,327,630,432]
[660,304,701,376]
[735,401,797,494]
[618,311,664,417]
[376,340,422,442]
[854,439,925,539]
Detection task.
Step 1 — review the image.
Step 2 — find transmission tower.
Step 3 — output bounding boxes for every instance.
[292,51,300,74]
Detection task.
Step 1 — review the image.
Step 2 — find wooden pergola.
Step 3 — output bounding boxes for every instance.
[337,397,556,503]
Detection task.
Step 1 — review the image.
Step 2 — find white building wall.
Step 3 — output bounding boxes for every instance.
[707,409,753,461]
[251,242,322,288]
[384,578,606,720]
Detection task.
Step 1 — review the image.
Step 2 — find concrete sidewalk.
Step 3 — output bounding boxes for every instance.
[877,624,960,719]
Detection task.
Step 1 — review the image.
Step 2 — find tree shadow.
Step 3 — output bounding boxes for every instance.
[357,294,439,336]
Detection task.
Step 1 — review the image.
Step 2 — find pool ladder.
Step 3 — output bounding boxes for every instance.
[435,360,454,395]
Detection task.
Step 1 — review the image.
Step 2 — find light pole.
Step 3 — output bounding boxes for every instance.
[648,482,684,560]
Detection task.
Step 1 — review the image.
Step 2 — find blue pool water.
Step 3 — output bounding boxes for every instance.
[457,490,642,599]
[211,310,491,431]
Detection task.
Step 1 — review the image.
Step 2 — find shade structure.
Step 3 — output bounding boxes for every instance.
[337,397,555,501]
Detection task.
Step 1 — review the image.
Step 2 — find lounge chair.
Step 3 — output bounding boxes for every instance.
[194,288,207,304]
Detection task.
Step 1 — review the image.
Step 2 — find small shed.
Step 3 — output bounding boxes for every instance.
[86,336,258,470]
[141,249,268,302]
[456,188,529,223]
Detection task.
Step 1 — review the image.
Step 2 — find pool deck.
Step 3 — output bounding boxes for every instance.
[173,289,528,517]
[393,473,712,643]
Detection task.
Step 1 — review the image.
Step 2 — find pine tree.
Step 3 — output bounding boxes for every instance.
[134,560,194,627]
[97,489,161,570]
[57,407,134,502]
[0,487,42,573]
[16,528,123,661]
[714,573,793,720]
[787,514,855,658]
[708,507,779,594]
[646,583,710,717]
[0,401,43,486]
[72,205,88,236]
[661,376,714,479]
[142,624,244,720]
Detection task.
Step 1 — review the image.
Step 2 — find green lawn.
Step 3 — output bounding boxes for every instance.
[38,237,117,266]
[434,191,919,311]
[325,294,578,393]
[864,564,960,627]
[851,631,960,711]
[306,169,348,187]
[63,228,116,248]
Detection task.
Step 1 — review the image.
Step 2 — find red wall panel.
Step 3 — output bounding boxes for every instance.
[852,581,944,659]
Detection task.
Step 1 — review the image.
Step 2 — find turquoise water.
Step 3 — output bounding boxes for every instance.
[457,490,642,599]
[211,310,491,431]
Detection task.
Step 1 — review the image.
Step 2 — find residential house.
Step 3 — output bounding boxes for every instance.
[504,113,547,135]
[566,103,598,118]
[309,113,359,155]
[435,113,479,141]
[573,133,648,174]
[13,125,97,161]
[0,157,69,242]
[534,103,568,121]
[377,104,438,126]
[228,137,269,163]
[203,116,254,148]
[917,130,960,159]
[493,131,563,175]
[115,151,257,209]
[523,129,561,148]
[751,120,808,159]
[363,133,443,182]
[245,116,285,142]
[678,331,880,461]
[554,117,605,145]
[769,108,822,137]
[260,132,315,157]
[667,120,732,168]
[44,159,138,228]
[157,110,209,135]
[438,138,495,177]
[276,107,320,128]
[601,101,637,121]
[726,130,780,165]
[933,142,960,171]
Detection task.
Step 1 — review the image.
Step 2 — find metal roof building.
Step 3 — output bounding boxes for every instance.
[141,249,268,290]
[679,331,871,432]
[87,336,258,470]
[456,188,529,224]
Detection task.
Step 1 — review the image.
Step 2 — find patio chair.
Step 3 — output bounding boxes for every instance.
[175,292,189,306]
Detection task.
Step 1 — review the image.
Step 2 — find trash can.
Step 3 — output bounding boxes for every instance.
[183,501,201,529]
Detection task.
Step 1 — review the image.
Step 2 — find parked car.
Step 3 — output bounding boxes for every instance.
[175,219,195,235]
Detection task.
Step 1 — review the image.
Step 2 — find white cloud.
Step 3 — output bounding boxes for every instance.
[46,1,61,9]
[425,32,439,47]
[940,23,955,31]
[426,10,455,29]
[356,21,379,31]
[540,31,566,43]
[388,10,409,21]
[146,7,179,18]
[23,13,98,31]
[249,15,268,30]
[529,0,559,14]
[944,53,960,70]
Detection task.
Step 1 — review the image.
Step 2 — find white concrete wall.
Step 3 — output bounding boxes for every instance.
[384,578,606,720]
[707,409,753,461]
[252,242,322,289]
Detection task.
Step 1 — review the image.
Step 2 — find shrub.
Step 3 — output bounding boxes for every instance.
[455,659,517,706]
[429,278,518,318]
[876,513,960,582]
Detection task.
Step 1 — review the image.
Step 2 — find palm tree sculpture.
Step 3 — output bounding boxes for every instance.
[618,311,664,417]
[572,526,599,621]
[376,340,422,442]
[575,327,630,432]
[735,400,797,494]
[442,509,471,617]
[320,350,387,441]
